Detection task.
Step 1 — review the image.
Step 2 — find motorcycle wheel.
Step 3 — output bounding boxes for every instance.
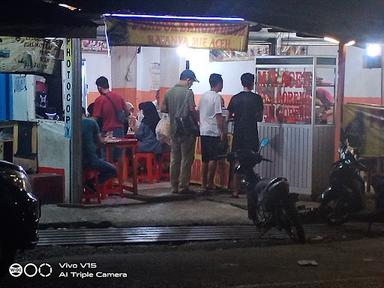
[0,239,16,276]
[319,198,349,225]
[281,205,306,243]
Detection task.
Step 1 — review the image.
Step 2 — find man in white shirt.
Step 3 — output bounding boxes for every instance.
[198,73,226,192]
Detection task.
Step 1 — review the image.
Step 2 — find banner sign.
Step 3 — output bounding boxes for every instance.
[0,37,62,75]
[343,103,384,157]
[257,68,313,124]
[64,39,73,138]
[106,18,249,51]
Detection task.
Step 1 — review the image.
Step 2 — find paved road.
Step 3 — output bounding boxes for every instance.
[1,235,384,288]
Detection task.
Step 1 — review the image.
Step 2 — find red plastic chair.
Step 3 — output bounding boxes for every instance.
[99,162,125,199]
[134,152,160,183]
[82,170,101,204]
[159,152,170,181]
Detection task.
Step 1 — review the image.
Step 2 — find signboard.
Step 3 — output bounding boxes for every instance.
[343,103,384,157]
[210,44,270,62]
[81,40,108,53]
[0,37,62,75]
[64,39,73,138]
[256,68,313,124]
[106,18,249,51]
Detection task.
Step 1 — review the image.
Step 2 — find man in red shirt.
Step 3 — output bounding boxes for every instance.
[93,76,129,162]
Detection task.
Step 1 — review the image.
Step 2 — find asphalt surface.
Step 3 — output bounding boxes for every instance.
[1,233,384,287]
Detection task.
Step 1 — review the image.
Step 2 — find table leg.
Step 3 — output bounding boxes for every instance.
[132,147,138,195]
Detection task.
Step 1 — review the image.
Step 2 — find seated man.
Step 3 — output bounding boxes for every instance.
[82,107,117,191]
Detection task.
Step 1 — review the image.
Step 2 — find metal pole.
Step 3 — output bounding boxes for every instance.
[70,38,82,204]
[334,43,346,160]
[381,45,384,106]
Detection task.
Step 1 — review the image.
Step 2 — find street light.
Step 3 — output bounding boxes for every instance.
[366,43,381,57]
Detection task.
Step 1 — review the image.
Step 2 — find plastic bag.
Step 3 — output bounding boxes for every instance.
[156,114,171,145]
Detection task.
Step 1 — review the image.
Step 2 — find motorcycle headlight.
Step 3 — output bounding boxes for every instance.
[1,170,35,199]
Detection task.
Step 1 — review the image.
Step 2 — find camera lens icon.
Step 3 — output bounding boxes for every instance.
[8,262,53,277]
[9,263,23,277]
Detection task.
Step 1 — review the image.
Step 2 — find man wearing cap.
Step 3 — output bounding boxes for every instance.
[161,69,199,194]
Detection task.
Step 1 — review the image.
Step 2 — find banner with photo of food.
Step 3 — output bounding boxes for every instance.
[0,37,62,75]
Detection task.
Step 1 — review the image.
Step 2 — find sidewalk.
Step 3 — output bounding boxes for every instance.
[40,183,320,228]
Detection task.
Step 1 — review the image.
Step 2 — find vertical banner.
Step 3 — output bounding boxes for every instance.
[64,39,72,138]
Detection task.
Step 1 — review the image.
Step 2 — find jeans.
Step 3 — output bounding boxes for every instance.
[86,158,117,183]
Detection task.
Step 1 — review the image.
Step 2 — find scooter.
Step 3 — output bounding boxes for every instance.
[230,138,306,243]
[319,141,367,225]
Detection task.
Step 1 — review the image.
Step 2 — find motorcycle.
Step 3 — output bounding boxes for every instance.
[230,138,306,243]
[319,141,367,225]
[0,160,40,275]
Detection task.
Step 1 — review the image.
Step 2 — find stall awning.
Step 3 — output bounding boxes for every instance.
[104,15,249,51]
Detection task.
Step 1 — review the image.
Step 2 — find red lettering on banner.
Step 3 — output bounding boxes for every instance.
[295,72,303,88]
[282,72,291,87]
[258,71,267,86]
[147,35,187,46]
[262,70,313,88]
[303,72,312,88]
[268,70,278,85]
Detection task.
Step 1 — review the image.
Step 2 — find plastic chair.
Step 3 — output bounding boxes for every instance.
[159,152,170,181]
[82,170,101,204]
[135,152,160,183]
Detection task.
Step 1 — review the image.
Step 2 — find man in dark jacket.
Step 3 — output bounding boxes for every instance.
[228,73,264,197]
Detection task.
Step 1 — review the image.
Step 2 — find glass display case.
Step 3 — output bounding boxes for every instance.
[255,56,337,197]
[256,56,336,126]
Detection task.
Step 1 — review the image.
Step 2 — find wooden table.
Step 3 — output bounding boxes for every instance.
[103,137,138,195]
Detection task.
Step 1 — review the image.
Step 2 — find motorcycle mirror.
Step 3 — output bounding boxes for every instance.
[260,138,269,148]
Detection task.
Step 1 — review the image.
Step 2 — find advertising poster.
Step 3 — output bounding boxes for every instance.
[0,37,62,75]
[343,103,384,157]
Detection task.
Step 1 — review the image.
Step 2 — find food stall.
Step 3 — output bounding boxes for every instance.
[255,56,337,197]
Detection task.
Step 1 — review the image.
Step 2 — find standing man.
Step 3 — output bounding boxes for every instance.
[228,73,264,197]
[199,73,226,193]
[93,76,129,162]
[161,69,199,194]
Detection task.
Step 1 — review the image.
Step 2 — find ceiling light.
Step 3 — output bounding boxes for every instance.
[344,40,356,47]
[366,43,381,57]
[58,3,78,11]
[103,14,244,22]
[324,37,340,44]
[177,45,189,57]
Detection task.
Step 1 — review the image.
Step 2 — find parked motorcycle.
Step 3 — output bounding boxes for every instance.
[0,160,40,275]
[319,141,367,225]
[230,138,305,243]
